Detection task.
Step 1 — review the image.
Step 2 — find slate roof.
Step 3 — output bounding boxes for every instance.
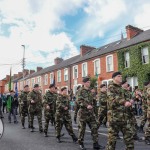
[21,29,150,80]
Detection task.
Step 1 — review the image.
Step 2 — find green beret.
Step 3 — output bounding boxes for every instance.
[82,77,90,83]
[24,85,29,88]
[112,72,122,78]
[49,84,55,88]
[34,84,39,88]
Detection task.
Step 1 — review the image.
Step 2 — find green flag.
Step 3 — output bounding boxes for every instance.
[8,67,12,91]
[7,67,12,112]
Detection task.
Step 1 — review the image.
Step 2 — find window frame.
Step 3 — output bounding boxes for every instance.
[44,74,48,85]
[141,47,149,64]
[106,55,114,72]
[93,58,100,75]
[82,62,88,77]
[124,51,130,68]
[57,70,61,82]
[73,65,78,79]
[64,68,68,81]
[50,72,54,84]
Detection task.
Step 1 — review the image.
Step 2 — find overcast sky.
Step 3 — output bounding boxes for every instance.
[0,0,150,79]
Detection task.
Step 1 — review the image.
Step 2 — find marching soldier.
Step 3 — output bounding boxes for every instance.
[27,84,43,133]
[139,82,149,133]
[122,81,139,141]
[19,85,30,129]
[97,84,107,128]
[55,87,77,143]
[145,81,150,145]
[74,85,81,124]
[106,72,134,150]
[78,77,105,150]
[43,84,56,137]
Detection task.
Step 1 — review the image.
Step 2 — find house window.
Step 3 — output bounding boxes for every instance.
[82,62,88,77]
[20,82,23,90]
[94,59,100,75]
[64,68,68,81]
[50,73,54,84]
[142,47,149,64]
[57,70,61,82]
[44,74,48,85]
[127,77,138,91]
[37,76,41,86]
[73,65,78,79]
[31,78,35,88]
[26,79,30,86]
[106,55,114,72]
[102,79,113,88]
[124,52,130,68]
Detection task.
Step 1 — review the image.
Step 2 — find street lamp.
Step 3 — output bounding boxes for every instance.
[21,45,25,87]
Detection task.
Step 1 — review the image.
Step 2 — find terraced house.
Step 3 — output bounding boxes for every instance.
[1,24,150,95]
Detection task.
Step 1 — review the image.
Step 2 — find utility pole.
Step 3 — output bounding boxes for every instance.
[21,45,25,88]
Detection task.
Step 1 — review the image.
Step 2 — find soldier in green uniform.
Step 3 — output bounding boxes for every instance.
[91,87,98,117]
[97,84,107,128]
[78,77,105,150]
[55,87,77,143]
[43,84,56,137]
[18,85,30,129]
[74,85,81,124]
[145,81,150,145]
[139,82,149,133]
[27,84,43,132]
[122,81,139,141]
[106,72,134,150]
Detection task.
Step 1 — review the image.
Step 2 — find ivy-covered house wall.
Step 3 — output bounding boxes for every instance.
[117,41,150,89]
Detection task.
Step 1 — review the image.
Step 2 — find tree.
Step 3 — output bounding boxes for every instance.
[90,76,98,88]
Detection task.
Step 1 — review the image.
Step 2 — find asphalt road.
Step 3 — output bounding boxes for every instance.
[0,113,150,150]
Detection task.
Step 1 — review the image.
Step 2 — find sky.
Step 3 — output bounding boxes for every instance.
[0,0,150,79]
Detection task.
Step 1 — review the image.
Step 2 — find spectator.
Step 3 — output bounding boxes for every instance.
[2,93,7,113]
[0,94,3,118]
[7,90,18,123]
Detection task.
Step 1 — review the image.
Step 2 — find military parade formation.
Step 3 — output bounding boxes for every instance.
[0,71,150,150]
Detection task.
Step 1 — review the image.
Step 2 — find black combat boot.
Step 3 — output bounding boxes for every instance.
[93,142,105,149]
[133,134,140,141]
[39,128,43,133]
[30,126,34,132]
[22,125,25,129]
[44,132,48,137]
[145,138,150,145]
[72,135,78,143]
[60,133,65,137]
[56,136,61,143]
[79,143,86,150]
[139,125,144,133]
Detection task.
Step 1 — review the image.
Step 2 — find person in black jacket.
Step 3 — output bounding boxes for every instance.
[7,91,18,123]
[0,94,3,118]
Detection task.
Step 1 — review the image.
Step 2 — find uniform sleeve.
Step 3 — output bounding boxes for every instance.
[108,85,125,108]
[78,90,88,108]
[27,92,33,103]
[43,93,48,107]
[56,96,65,110]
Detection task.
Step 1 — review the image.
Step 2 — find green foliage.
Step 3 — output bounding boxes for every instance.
[90,76,98,88]
[117,42,150,88]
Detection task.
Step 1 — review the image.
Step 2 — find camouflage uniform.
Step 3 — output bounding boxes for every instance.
[74,90,80,123]
[43,90,56,134]
[55,94,76,138]
[140,89,148,128]
[145,88,150,143]
[97,91,107,128]
[106,81,134,150]
[18,91,30,127]
[123,88,138,139]
[77,87,98,144]
[27,90,43,131]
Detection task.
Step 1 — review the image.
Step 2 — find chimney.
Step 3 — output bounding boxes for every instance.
[126,25,143,40]
[29,70,35,74]
[54,57,63,65]
[17,72,23,78]
[37,67,43,72]
[23,69,29,76]
[6,75,10,82]
[80,45,95,56]
[13,74,18,79]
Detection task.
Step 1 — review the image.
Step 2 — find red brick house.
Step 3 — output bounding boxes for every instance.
[2,24,150,94]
